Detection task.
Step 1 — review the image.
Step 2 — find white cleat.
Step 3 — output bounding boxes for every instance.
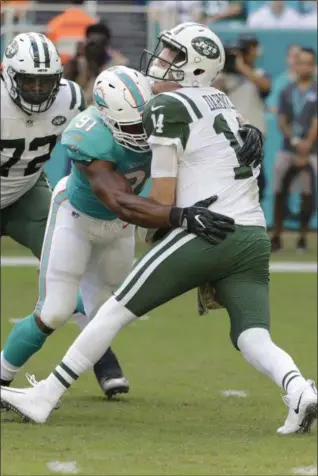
[0,380,57,424]
[277,380,318,435]
[25,373,62,409]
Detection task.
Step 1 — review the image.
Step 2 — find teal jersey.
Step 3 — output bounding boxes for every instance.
[61,106,152,220]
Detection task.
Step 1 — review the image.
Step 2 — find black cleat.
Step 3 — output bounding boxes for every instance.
[98,377,130,400]
[1,379,12,412]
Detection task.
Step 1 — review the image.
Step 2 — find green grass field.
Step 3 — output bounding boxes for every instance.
[1,235,317,476]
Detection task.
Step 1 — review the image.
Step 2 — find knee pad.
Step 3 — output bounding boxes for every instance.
[38,294,78,330]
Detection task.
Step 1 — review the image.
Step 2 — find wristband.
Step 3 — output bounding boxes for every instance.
[169,207,184,227]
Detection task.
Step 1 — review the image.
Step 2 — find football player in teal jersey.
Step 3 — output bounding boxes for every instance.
[0,66,155,398]
[1,63,236,411]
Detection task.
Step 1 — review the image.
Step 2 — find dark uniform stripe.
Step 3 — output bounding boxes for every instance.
[68,81,77,110]
[79,86,86,111]
[60,362,79,380]
[53,370,70,388]
[115,230,188,302]
[282,370,299,391]
[174,92,203,119]
[28,34,40,67]
[39,34,50,68]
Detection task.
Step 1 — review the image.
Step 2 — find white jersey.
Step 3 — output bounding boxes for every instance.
[1,77,84,209]
[143,87,266,228]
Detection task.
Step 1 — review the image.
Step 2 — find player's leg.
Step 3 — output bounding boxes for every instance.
[79,223,135,397]
[271,152,295,251]
[0,228,223,421]
[213,227,317,434]
[1,179,92,385]
[2,173,51,259]
[1,173,86,316]
[297,158,317,252]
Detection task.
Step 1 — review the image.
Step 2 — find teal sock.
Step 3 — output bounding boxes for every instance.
[3,314,49,367]
[75,292,85,315]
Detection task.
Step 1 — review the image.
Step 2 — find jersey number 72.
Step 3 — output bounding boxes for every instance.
[0,135,58,177]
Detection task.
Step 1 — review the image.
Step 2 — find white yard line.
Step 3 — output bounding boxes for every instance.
[292,466,317,475]
[1,257,317,272]
[46,461,79,474]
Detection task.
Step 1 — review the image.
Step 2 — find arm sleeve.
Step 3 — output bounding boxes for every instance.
[142,93,192,158]
[150,144,178,178]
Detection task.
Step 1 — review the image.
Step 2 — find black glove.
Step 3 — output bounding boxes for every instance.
[237,124,264,169]
[169,196,235,245]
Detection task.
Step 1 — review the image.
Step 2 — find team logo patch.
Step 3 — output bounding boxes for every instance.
[191,36,220,60]
[52,115,67,126]
[5,40,18,59]
[94,87,108,108]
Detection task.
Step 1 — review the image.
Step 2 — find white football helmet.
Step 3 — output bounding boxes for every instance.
[93,66,152,153]
[2,33,63,114]
[141,22,225,87]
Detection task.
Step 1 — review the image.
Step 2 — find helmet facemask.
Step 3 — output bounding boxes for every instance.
[97,103,150,154]
[141,34,188,84]
[7,67,62,113]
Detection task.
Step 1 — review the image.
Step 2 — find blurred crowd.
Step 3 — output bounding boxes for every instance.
[3,0,317,29]
[149,0,317,30]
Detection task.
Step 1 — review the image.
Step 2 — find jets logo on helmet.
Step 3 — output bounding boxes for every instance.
[5,40,18,59]
[2,33,63,114]
[191,37,220,60]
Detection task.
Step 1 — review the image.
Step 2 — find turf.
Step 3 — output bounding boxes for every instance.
[1,237,317,476]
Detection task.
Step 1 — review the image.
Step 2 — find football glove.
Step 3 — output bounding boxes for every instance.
[169,195,235,245]
[237,124,264,169]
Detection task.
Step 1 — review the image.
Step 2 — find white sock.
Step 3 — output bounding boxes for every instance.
[45,297,136,400]
[1,351,20,382]
[237,328,307,394]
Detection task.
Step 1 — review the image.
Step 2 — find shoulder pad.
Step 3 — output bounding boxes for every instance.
[62,79,86,113]
[61,108,116,162]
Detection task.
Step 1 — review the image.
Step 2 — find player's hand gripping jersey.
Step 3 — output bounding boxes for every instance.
[62,105,152,220]
[1,77,84,209]
[143,88,266,228]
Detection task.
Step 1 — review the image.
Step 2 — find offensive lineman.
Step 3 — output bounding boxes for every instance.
[0,33,129,398]
[2,23,316,434]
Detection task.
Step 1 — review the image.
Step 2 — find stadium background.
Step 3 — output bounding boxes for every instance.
[1,0,317,230]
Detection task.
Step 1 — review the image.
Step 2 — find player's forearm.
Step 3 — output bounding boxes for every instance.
[113,191,173,228]
[94,186,173,228]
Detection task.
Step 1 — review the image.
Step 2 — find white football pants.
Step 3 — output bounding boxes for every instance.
[34,176,135,329]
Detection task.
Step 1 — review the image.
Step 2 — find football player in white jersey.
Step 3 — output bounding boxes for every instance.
[0,33,129,398]
[1,23,316,435]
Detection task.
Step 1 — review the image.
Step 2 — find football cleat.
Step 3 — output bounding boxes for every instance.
[25,373,62,409]
[0,378,12,412]
[0,380,58,424]
[98,377,130,399]
[277,380,317,435]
